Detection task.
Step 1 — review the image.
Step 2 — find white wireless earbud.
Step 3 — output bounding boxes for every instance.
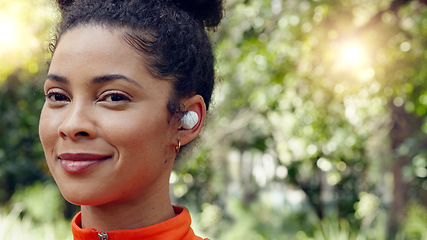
[180,111,199,129]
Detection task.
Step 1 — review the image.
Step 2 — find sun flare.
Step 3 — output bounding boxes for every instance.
[0,17,18,48]
[338,42,366,66]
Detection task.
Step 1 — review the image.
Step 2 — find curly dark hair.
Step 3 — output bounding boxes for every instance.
[52,0,223,114]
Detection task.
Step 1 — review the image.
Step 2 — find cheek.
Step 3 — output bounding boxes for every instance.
[39,107,61,153]
[104,110,167,138]
[39,107,52,147]
[101,112,171,154]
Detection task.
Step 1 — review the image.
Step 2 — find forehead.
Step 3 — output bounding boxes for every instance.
[50,25,146,76]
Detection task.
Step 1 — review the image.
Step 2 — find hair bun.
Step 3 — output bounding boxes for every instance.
[174,0,224,28]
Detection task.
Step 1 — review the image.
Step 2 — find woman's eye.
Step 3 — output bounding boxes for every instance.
[101,92,131,102]
[45,92,70,102]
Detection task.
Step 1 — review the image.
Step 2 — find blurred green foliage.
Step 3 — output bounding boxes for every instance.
[0,0,426,239]
[0,71,46,201]
[403,202,427,239]
[0,0,53,202]
[0,182,71,240]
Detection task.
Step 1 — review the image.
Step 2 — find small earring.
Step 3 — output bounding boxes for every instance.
[175,141,181,154]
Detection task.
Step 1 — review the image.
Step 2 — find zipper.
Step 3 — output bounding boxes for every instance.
[98,231,108,240]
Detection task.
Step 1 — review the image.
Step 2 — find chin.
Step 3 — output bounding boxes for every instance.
[63,193,110,207]
[56,181,111,207]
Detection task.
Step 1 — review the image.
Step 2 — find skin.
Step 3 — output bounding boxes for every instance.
[39,25,206,231]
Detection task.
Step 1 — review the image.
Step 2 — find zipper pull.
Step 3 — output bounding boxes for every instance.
[98,231,108,240]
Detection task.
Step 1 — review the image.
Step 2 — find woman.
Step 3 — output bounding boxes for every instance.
[38,0,223,239]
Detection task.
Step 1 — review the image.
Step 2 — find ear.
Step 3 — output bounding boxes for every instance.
[178,94,206,146]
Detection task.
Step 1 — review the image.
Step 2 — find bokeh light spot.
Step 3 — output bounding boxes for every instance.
[340,43,365,65]
[0,17,18,48]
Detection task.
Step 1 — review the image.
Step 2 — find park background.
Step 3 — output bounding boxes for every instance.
[0,0,426,239]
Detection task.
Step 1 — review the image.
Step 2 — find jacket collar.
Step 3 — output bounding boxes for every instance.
[71,206,204,240]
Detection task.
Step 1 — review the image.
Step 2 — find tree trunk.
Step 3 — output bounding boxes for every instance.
[387,103,422,239]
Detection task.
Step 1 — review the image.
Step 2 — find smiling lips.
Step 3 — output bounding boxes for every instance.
[59,153,111,174]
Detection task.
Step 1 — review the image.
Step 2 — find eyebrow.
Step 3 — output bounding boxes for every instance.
[46,74,67,83]
[46,74,142,88]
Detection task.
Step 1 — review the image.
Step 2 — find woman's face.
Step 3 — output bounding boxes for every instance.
[39,25,179,206]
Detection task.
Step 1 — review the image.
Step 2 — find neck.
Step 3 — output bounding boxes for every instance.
[80,182,175,231]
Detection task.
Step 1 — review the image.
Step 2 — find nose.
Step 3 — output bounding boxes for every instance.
[58,103,97,140]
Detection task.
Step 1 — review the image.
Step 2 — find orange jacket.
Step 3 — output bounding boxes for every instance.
[71,206,209,240]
